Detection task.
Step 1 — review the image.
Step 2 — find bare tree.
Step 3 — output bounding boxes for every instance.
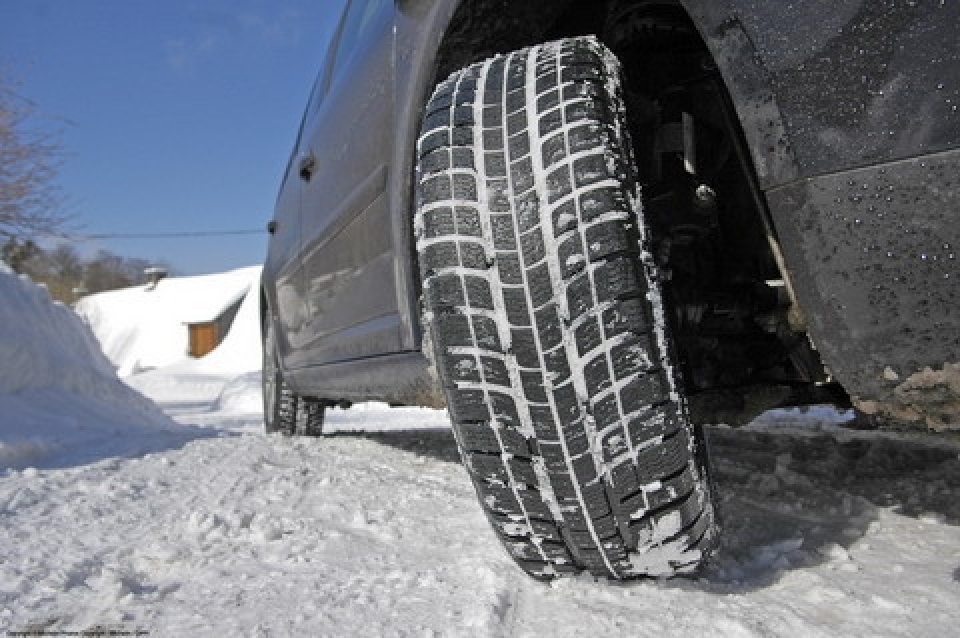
[5,239,168,303]
[1,236,40,271]
[83,250,144,294]
[0,73,67,240]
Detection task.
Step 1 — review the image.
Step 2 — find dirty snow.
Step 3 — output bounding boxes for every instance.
[2,264,959,636]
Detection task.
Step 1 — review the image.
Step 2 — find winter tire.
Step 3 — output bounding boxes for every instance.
[415,37,717,579]
[263,318,325,437]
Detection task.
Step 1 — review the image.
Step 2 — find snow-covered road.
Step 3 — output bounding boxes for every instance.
[2,265,958,636]
[3,368,958,637]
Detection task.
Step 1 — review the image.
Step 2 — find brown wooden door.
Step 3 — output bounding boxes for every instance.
[188,323,218,357]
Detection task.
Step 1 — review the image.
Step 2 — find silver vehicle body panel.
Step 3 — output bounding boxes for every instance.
[262,0,959,416]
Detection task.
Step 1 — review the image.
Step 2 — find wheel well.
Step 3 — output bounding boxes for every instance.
[432,0,844,423]
[433,0,598,81]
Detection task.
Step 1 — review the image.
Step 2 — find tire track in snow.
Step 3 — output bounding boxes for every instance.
[4,386,960,636]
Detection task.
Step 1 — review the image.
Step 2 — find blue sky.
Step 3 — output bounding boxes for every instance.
[1,0,346,274]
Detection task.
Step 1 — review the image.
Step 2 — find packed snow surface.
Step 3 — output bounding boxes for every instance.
[2,264,959,636]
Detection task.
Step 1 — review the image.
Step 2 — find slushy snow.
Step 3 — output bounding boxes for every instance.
[2,263,959,636]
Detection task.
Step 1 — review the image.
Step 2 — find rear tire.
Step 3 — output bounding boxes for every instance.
[415,36,717,579]
[263,319,325,437]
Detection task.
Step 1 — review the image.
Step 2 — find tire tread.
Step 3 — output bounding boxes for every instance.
[416,37,716,580]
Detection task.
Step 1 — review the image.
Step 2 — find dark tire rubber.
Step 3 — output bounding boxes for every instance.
[263,319,325,437]
[415,36,717,579]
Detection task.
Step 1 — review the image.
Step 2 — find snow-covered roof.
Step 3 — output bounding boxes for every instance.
[75,265,262,376]
[85,266,257,324]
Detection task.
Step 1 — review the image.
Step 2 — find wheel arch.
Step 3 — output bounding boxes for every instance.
[391,0,802,352]
[429,0,801,185]
[677,0,799,187]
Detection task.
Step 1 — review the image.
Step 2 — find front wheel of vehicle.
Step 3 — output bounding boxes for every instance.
[415,37,718,579]
[262,318,325,436]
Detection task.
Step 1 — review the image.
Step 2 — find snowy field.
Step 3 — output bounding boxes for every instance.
[2,265,959,636]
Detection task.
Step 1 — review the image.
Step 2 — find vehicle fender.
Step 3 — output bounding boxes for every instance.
[390,0,466,351]
[683,0,960,183]
[681,0,800,190]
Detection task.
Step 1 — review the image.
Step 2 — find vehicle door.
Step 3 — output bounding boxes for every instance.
[266,3,355,371]
[297,0,400,366]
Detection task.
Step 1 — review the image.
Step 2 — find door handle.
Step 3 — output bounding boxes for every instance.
[297,151,317,181]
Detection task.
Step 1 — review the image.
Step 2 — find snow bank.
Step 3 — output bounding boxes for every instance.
[75,266,262,376]
[0,263,187,469]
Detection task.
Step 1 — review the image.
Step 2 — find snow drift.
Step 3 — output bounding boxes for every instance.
[0,262,188,469]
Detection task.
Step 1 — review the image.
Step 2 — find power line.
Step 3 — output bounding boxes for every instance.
[47,229,266,241]
[84,229,265,239]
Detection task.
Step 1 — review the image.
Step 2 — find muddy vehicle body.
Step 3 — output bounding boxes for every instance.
[261,0,960,579]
